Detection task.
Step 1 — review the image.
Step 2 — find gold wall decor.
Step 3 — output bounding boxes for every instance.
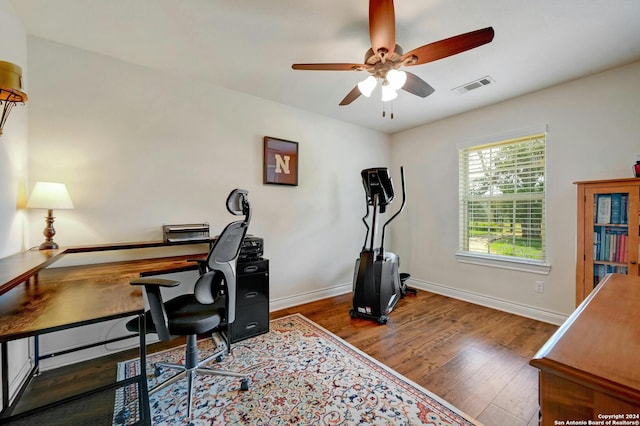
[0,61,28,137]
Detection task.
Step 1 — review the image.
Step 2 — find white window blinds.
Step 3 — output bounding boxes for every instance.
[459,133,546,263]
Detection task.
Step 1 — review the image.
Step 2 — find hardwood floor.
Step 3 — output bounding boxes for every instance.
[273,291,558,426]
[6,290,557,425]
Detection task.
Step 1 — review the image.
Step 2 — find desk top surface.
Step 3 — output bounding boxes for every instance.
[0,249,63,295]
[531,274,640,401]
[0,274,144,341]
[0,252,206,341]
[0,239,212,295]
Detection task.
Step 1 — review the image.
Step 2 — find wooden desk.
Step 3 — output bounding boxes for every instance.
[0,275,143,341]
[0,242,209,424]
[530,274,640,425]
[0,276,150,424]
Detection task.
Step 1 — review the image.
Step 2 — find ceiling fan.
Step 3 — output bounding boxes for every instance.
[292,0,494,108]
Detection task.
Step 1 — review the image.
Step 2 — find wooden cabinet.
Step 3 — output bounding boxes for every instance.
[530,274,640,425]
[575,178,640,305]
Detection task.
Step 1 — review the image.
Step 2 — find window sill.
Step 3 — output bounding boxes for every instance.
[455,252,551,275]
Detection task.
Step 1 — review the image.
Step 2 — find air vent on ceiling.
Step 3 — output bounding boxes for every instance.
[452,76,495,94]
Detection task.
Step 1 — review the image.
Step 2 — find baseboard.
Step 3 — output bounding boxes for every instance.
[270,282,352,312]
[408,278,568,325]
[270,279,568,325]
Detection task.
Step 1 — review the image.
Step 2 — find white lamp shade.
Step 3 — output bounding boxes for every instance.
[357,76,377,97]
[27,182,74,210]
[387,69,407,90]
[381,83,398,102]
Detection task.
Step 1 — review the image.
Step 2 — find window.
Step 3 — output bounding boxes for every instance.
[458,132,546,267]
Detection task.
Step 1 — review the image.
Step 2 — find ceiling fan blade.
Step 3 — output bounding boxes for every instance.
[292,63,365,71]
[402,72,435,98]
[339,85,362,106]
[369,0,396,56]
[401,27,495,66]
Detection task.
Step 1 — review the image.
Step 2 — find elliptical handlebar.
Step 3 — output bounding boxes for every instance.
[361,192,371,251]
[380,166,406,256]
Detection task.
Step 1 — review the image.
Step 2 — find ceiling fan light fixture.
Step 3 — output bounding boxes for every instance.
[386,69,407,90]
[381,82,398,102]
[357,75,377,97]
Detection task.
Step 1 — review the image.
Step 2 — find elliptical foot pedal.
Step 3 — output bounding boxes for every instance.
[399,272,417,297]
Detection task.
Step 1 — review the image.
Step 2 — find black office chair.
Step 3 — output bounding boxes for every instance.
[126,188,251,420]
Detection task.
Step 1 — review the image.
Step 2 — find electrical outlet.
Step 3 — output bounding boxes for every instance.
[534,280,544,293]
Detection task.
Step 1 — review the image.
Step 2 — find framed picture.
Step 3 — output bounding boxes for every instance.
[263,136,299,186]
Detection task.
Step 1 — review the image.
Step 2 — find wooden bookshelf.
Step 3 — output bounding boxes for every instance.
[575,178,640,305]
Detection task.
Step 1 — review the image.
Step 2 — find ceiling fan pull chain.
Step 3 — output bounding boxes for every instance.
[381,102,395,119]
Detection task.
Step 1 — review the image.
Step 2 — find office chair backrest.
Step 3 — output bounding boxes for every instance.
[194,189,250,324]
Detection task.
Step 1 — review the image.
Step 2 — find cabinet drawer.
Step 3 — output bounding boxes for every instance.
[236,280,268,306]
[237,259,269,307]
[230,306,269,343]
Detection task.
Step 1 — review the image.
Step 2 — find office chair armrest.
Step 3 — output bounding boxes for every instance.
[130,278,179,341]
[130,278,180,287]
[187,259,208,274]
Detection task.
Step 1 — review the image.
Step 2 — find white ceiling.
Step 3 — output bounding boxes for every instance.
[9,0,640,134]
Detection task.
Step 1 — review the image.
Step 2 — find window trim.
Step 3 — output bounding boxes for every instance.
[457,125,549,269]
[455,251,551,274]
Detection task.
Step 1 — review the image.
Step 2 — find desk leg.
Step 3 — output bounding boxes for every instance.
[1,342,8,414]
[138,313,150,426]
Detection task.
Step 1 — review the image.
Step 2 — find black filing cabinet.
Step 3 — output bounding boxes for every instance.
[229,258,269,343]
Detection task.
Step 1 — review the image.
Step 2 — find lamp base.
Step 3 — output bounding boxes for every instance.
[38,209,59,250]
[39,241,59,250]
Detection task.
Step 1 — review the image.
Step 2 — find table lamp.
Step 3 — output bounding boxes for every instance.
[27,182,74,250]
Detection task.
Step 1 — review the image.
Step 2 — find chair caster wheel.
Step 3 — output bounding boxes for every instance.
[377,316,388,325]
[154,365,164,377]
[216,354,225,362]
[240,379,250,391]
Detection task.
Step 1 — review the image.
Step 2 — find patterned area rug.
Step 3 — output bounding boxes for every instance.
[113,313,479,425]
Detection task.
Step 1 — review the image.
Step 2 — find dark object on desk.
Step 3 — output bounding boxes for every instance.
[239,235,263,261]
[127,188,252,421]
[162,223,210,243]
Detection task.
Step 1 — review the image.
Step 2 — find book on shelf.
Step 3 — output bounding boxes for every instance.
[596,194,611,223]
[610,193,622,224]
[594,227,627,262]
[594,193,629,225]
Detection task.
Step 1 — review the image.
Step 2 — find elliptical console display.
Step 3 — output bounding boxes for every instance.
[350,166,408,324]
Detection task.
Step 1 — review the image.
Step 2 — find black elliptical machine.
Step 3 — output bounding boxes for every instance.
[349,166,412,324]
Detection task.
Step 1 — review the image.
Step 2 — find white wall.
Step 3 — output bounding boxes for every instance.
[0,0,32,409]
[391,61,640,322]
[25,36,389,368]
[0,0,28,258]
[26,36,390,307]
